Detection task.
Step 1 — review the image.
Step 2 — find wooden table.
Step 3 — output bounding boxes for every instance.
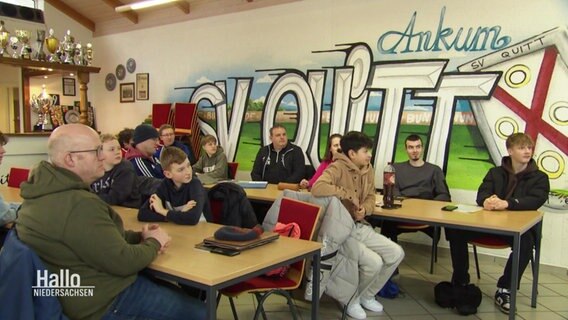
[114,206,322,320]
[0,186,22,203]
[372,198,543,320]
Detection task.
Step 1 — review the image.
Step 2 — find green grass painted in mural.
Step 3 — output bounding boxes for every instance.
[233,122,493,190]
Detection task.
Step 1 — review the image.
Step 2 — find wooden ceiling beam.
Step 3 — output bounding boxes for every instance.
[175,1,190,14]
[45,0,96,32]
[101,0,139,24]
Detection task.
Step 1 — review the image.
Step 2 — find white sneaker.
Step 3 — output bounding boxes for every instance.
[304,281,313,301]
[346,303,367,320]
[361,297,383,313]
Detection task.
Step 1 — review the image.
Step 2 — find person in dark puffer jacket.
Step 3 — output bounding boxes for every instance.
[446,133,550,315]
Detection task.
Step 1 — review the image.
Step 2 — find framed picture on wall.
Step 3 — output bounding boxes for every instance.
[136,73,149,100]
[120,82,135,103]
[62,77,76,96]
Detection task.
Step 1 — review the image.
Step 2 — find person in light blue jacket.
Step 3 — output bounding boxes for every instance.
[0,131,21,246]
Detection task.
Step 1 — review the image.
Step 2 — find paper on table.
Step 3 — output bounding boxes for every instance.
[455,204,482,213]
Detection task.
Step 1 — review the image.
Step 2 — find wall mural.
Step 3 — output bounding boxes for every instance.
[176,8,567,213]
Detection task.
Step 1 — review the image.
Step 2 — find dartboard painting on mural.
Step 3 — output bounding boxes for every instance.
[459,27,568,211]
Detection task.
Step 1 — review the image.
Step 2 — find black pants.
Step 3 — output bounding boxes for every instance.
[380,220,436,243]
[446,227,535,289]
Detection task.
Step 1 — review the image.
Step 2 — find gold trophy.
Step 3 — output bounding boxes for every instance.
[45,28,60,63]
[0,20,9,57]
[15,29,31,59]
[31,85,54,131]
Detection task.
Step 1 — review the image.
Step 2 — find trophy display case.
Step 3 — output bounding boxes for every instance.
[0,55,100,132]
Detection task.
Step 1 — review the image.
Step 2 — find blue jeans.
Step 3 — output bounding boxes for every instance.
[102,274,206,320]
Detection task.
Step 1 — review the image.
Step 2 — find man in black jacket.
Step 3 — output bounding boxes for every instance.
[446,133,549,314]
[250,124,305,184]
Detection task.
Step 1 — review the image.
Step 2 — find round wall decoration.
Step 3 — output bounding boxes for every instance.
[105,73,117,91]
[126,58,136,73]
[116,64,126,80]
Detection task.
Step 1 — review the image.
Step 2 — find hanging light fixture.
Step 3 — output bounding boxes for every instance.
[115,0,183,13]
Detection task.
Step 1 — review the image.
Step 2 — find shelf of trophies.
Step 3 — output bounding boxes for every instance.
[0,21,100,132]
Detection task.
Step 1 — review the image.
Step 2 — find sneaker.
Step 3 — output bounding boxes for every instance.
[346,303,367,320]
[361,297,384,312]
[304,280,313,301]
[494,288,510,314]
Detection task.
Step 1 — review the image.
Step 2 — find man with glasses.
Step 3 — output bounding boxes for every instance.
[15,124,205,320]
[124,124,165,178]
[155,124,196,164]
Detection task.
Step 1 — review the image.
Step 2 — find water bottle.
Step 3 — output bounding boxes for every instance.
[383,162,396,208]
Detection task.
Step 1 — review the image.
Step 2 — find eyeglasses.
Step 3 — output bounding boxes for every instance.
[68,145,103,158]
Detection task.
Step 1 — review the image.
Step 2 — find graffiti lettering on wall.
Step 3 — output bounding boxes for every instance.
[457,27,568,210]
[377,7,511,54]
[181,26,567,211]
[189,43,501,186]
[0,175,7,185]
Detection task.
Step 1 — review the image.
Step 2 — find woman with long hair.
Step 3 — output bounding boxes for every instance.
[300,133,342,189]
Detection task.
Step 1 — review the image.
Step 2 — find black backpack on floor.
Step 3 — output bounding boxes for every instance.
[434,281,482,315]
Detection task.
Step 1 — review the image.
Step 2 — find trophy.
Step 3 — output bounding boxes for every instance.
[45,28,60,63]
[31,85,54,131]
[9,36,18,58]
[85,43,93,66]
[15,29,32,59]
[34,29,46,61]
[74,42,83,65]
[0,20,9,57]
[61,29,75,64]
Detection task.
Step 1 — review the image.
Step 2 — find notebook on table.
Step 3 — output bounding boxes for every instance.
[203,231,279,251]
[236,181,268,189]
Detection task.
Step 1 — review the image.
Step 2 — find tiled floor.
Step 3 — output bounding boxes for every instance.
[215,242,568,320]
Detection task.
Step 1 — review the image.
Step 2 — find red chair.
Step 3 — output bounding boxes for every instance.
[227,162,239,179]
[7,167,30,188]
[151,103,174,129]
[219,197,322,320]
[470,236,535,280]
[173,103,200,158]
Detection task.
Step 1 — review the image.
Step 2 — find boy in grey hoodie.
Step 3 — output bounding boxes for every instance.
[193,135,228,184]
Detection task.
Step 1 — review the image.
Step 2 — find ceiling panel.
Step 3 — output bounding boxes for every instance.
[44,0,300,37]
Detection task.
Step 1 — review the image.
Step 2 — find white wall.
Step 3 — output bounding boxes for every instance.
[44,0,568,269]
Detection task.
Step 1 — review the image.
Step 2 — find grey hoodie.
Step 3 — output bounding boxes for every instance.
[193,145,228,184]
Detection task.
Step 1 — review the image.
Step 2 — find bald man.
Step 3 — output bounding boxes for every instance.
[16,124,205,320]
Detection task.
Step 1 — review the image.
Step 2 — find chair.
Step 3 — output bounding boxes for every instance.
[374,218,439,274]
[219,197,322,320]
[151,103,174,128]
[0,229,68,319]
[173,102,200,159]
[227,162,239,179]
[469,236,535,280]
[7,167,30,188]
[397,223,439,274]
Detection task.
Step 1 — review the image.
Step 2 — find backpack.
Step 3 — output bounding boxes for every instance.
[264,222,301,277]
[378,279,400,299]
[434,281,482,315]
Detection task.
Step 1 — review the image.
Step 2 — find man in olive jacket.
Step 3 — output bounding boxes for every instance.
[16,124,205,320]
